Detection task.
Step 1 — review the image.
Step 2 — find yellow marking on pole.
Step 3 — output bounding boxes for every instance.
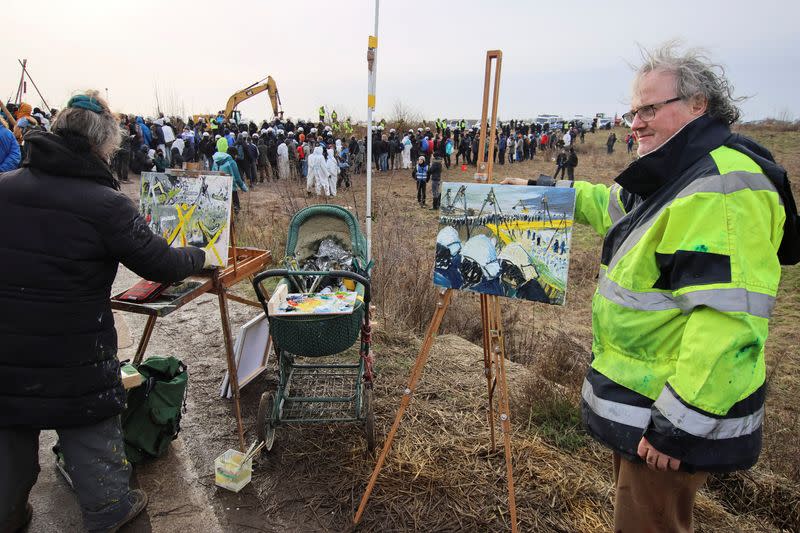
[368,95,376,108]
[368,35,378,48]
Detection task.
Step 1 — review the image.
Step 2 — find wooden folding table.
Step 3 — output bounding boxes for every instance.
[111,247,271,451]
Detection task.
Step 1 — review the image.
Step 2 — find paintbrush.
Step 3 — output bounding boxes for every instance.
[236,441,266,472]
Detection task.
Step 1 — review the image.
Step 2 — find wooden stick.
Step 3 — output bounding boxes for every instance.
[480,294,497,452]
[133,315,158,365]
[353,289,453,526]
[0,99,17,129]
[216,273,246,452]
[485,51,502,184]
[490,295,518,533]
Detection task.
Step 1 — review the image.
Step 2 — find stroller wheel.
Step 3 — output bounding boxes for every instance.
[256,392,277,451]
[363,388,376,453]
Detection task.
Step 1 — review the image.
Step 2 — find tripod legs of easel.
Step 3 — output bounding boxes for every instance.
[353,289,518,532]
[217,289,246,451]
[482,293,518,530]
[353,288,453,525]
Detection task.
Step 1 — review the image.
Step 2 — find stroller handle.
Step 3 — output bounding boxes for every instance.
[252,269,371,311]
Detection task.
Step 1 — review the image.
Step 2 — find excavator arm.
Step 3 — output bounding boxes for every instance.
[224,76,282,121]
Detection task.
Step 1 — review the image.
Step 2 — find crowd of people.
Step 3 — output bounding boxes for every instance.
[1,101,620,213]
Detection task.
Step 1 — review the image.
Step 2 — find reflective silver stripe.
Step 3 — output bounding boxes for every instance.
[581,378,650,429]
[653,386,764,440]
[674,288,775,319]
[676,171,780,201]
[598,271,775,318]
[607,184,626,223]
[608,171,780,271]
[598,270,675,311]
[599,272,775,317]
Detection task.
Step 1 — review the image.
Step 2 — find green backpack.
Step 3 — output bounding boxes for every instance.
[121,356,188,464]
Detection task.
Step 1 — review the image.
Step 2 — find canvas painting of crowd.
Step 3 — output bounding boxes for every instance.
[434,182,576,305]
[139,172,233,267]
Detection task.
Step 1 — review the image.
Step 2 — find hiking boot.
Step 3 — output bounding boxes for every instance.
[91,489,148,533]
[0,502,32,533]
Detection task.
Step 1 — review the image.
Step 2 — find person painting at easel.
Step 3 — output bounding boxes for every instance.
[0,90,214,533]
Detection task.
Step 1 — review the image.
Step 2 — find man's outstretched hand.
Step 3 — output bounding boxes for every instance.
[638,436,681,471]
[499,177,528,185]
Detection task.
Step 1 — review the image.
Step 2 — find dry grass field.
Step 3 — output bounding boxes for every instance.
[221,124,800,531]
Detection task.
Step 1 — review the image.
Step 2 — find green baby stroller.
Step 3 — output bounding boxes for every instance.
[252,205,375,452]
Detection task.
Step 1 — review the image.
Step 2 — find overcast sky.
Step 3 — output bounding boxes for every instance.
[3,0,798,123]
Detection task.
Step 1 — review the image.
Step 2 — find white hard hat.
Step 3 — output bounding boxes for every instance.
[390,128,395,133]
[298,127,304,132]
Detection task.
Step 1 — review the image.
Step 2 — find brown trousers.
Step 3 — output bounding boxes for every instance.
[613,453,709,533]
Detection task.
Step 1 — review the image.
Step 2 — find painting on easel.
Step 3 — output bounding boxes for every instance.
[139,172,233,267]
[434,182,576,305]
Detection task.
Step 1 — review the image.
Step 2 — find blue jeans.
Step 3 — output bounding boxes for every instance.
[379,153,389,171]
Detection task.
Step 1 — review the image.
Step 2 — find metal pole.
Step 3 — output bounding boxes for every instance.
[365,0,379,263]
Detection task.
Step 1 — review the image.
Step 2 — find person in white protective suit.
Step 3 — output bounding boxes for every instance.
[326,147,339,197]
[401,131,412,169]
[277,139,291,180]
[307,146,330,196]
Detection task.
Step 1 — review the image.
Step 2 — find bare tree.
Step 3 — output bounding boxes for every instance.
[389,99,421,133]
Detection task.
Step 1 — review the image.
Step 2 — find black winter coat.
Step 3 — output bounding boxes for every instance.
[428,158,443,181]
[0,131,205,429]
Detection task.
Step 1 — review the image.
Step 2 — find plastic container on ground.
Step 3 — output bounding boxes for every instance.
[214,449,252,493]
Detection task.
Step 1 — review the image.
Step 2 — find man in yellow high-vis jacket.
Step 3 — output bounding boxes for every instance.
[504,43,798,532]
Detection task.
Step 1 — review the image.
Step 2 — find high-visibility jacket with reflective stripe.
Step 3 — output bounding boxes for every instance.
[575,115,787,472]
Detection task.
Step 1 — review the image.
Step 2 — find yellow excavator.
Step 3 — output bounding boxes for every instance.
[193,75,283,125]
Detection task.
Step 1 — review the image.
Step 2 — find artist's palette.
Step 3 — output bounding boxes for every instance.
[272,291,358,316]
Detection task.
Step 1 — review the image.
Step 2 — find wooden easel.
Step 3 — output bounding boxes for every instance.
[111,169,271,451]
[354,50,518,532]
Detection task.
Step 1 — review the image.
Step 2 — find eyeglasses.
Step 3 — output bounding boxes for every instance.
[622,97,682,126]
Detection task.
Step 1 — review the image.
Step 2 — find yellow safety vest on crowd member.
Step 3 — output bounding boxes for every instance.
[573,114,796,472]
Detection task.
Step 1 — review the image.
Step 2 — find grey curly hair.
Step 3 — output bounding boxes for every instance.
[51,90,121,161]
[634,41,744,125]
